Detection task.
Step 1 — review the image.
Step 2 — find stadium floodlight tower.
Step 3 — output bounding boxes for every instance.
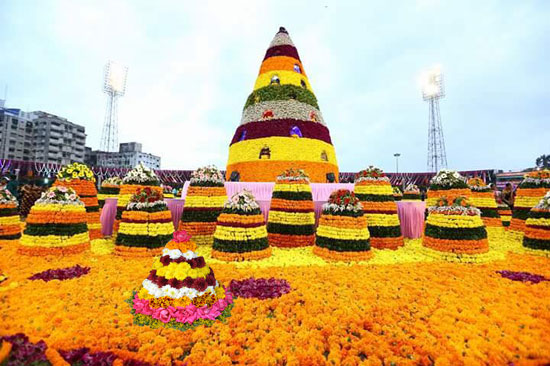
[420,65,447,172]
[100,60,128,152]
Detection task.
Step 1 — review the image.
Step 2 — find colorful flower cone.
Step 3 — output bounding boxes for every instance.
[267,169,315,247]
[178,166,226,246]
[98,177,121,208]
[18,186,90,256]
[523,192,550,255]
[115,188,174,257]
[426,169,471,207]
[129,231,233,331]
[212,190,271,261]
[116,164,163,233]
[353,166,403,250]
[422,196,490,263]
[55,162,102,240]
[314,189,373,261]
[0,190,21,246]
[509,170,550,239]
[226,26,339,183]
[402,184,421,201]
[497,201,512,228]
[392,186,403,201]
[468,178,504,241]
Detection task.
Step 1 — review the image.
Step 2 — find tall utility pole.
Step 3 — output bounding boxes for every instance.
[421,65,447,172]
[100,61,128,152]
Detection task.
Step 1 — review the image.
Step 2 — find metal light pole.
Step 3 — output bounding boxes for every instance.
[394,153,401,174]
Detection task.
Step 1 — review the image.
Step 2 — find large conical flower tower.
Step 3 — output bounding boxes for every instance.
[523,192,550,255]
[98,177,122,208]
[426,170,471,207]
[467,178,503,239]
[226,27,339,183]
[0,189,21,245]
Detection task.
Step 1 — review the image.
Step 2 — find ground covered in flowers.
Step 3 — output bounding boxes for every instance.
[1,238,550,366]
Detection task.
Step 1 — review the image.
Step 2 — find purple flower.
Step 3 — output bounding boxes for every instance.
[29,265,90,282]
[229,278,291,299]
[497,270,548,284]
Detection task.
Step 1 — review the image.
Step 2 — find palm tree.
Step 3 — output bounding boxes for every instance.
[536,154,550,169]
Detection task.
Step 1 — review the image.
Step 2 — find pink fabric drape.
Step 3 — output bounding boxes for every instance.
[165,198,186,229]
[100,198,117,236]
[396,201,426,239]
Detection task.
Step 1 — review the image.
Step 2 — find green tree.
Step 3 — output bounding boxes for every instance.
[536,154,550,169]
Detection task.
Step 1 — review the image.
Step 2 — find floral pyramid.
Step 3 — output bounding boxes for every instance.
[129,231,233,331]
[426,170,471,207]
[179,166,227,246]
[467,178,502,228]
[226,26,339,183]
[19,186,90,256]
[497,197,512,228]
[98,177,121,208]
[422,196,490,263]
[116,164,163,232]
[55,162,102,240]
[402,184,421,201]
[212,190,271,261]
[267,168,315,247]
[353,166,403,249]
[509,170,550,239]
[314,189,373,261]
[523,191,550,254]
[115,187,174,257]
[0,189,21,245]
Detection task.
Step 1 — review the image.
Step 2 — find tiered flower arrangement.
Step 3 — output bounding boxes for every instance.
[179,166,227,246]
[0,189,21,245]
[55,162,102,240]
[522,192,550,255]
[353,166,403,249]
[115,187,174,257]
[267,168,315,247]
[422,196,489,262]
[212,190,271,261]
[116,164,163,232]
[497,197,512,228]
[402,184,421,201]
[392,186,403,201]
[97,177,122,208]
[426,169,471,207]
[313,189,373,261]
[18,186,90,256]
[128,231,234,331]
[467,178,502,228]
[162,184,174,198]
[509,170,550,238]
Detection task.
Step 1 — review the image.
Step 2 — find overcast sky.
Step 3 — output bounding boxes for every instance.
[1,0,548,173]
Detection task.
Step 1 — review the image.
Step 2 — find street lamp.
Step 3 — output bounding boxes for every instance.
[393,153,401,174]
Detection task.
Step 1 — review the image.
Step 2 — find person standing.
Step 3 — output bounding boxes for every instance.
[501,183,514,208]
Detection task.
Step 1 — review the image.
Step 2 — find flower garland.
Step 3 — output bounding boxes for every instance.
[392,186,402,201]
[496,270,548,284]
[267,169,315,248]
[18,186,90,256]
[314,189,373,261]
[98,177,121,208]
[29,264,90,282]
[179,166,226,246]
[228,278,291,299]
[212,190,271,261]
[403,183,421,201]
[426,170,471,207]
[0,189,21,245]
[522,192,550,252]
[467,178,502,228]
[354,167,404,250]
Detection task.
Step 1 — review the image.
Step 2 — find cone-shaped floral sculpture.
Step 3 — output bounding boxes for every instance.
[128,231,234,331]
[19,186,90,256]
[403,184,421,201]
[55,162,102,240]
[497,197,512,228]
[179,166,227,246]
[98,177,121,208]
[0,189,21,245]
[212,190,271,261]
[314,189,373,261]
[267,168,315,247]
[523,192,550,254]
[226,27,339,183]
[115,187,174,257]
[509,170,550,239]
[354,166,404,249]
[468,178,502,228]
[426,170,471,207]
[392,186,403,201]
[116,164,163,232]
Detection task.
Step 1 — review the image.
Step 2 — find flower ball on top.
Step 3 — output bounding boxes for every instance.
[267,168,315,247]
[55,162,102,240]
[522,191,550,254]
[98,176,122,208]
[19,186,90,256]
[402,184,421,201]
[129,231,233,331]
[353,166,404,250]
[426,170,471,207]
[314,189,372,262]
[212,190,271,261]
[0,189,21,245]
[179,165,227,246]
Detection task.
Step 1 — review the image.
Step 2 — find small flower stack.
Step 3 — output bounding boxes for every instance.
[97,177,122,208]
[402,184,421,201]
[129,231,233,331]
[55,162,102,240]
[523,192,550,255]
[115,187,174,257]
[426,170,471,207]
[422,196,489,262]
[353,166,403,249]
[162,184,174,198]
[392,186,403,201]
[267,168,316,247]
[116,164,163,232]
[212,190,271,261]
[179,166,227,246]
[0,189,21,245]
[497,198,512,228]
[19,186,90,256]
[509,170,550,239]
[313,189,372,261]
[467,178,503,235]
